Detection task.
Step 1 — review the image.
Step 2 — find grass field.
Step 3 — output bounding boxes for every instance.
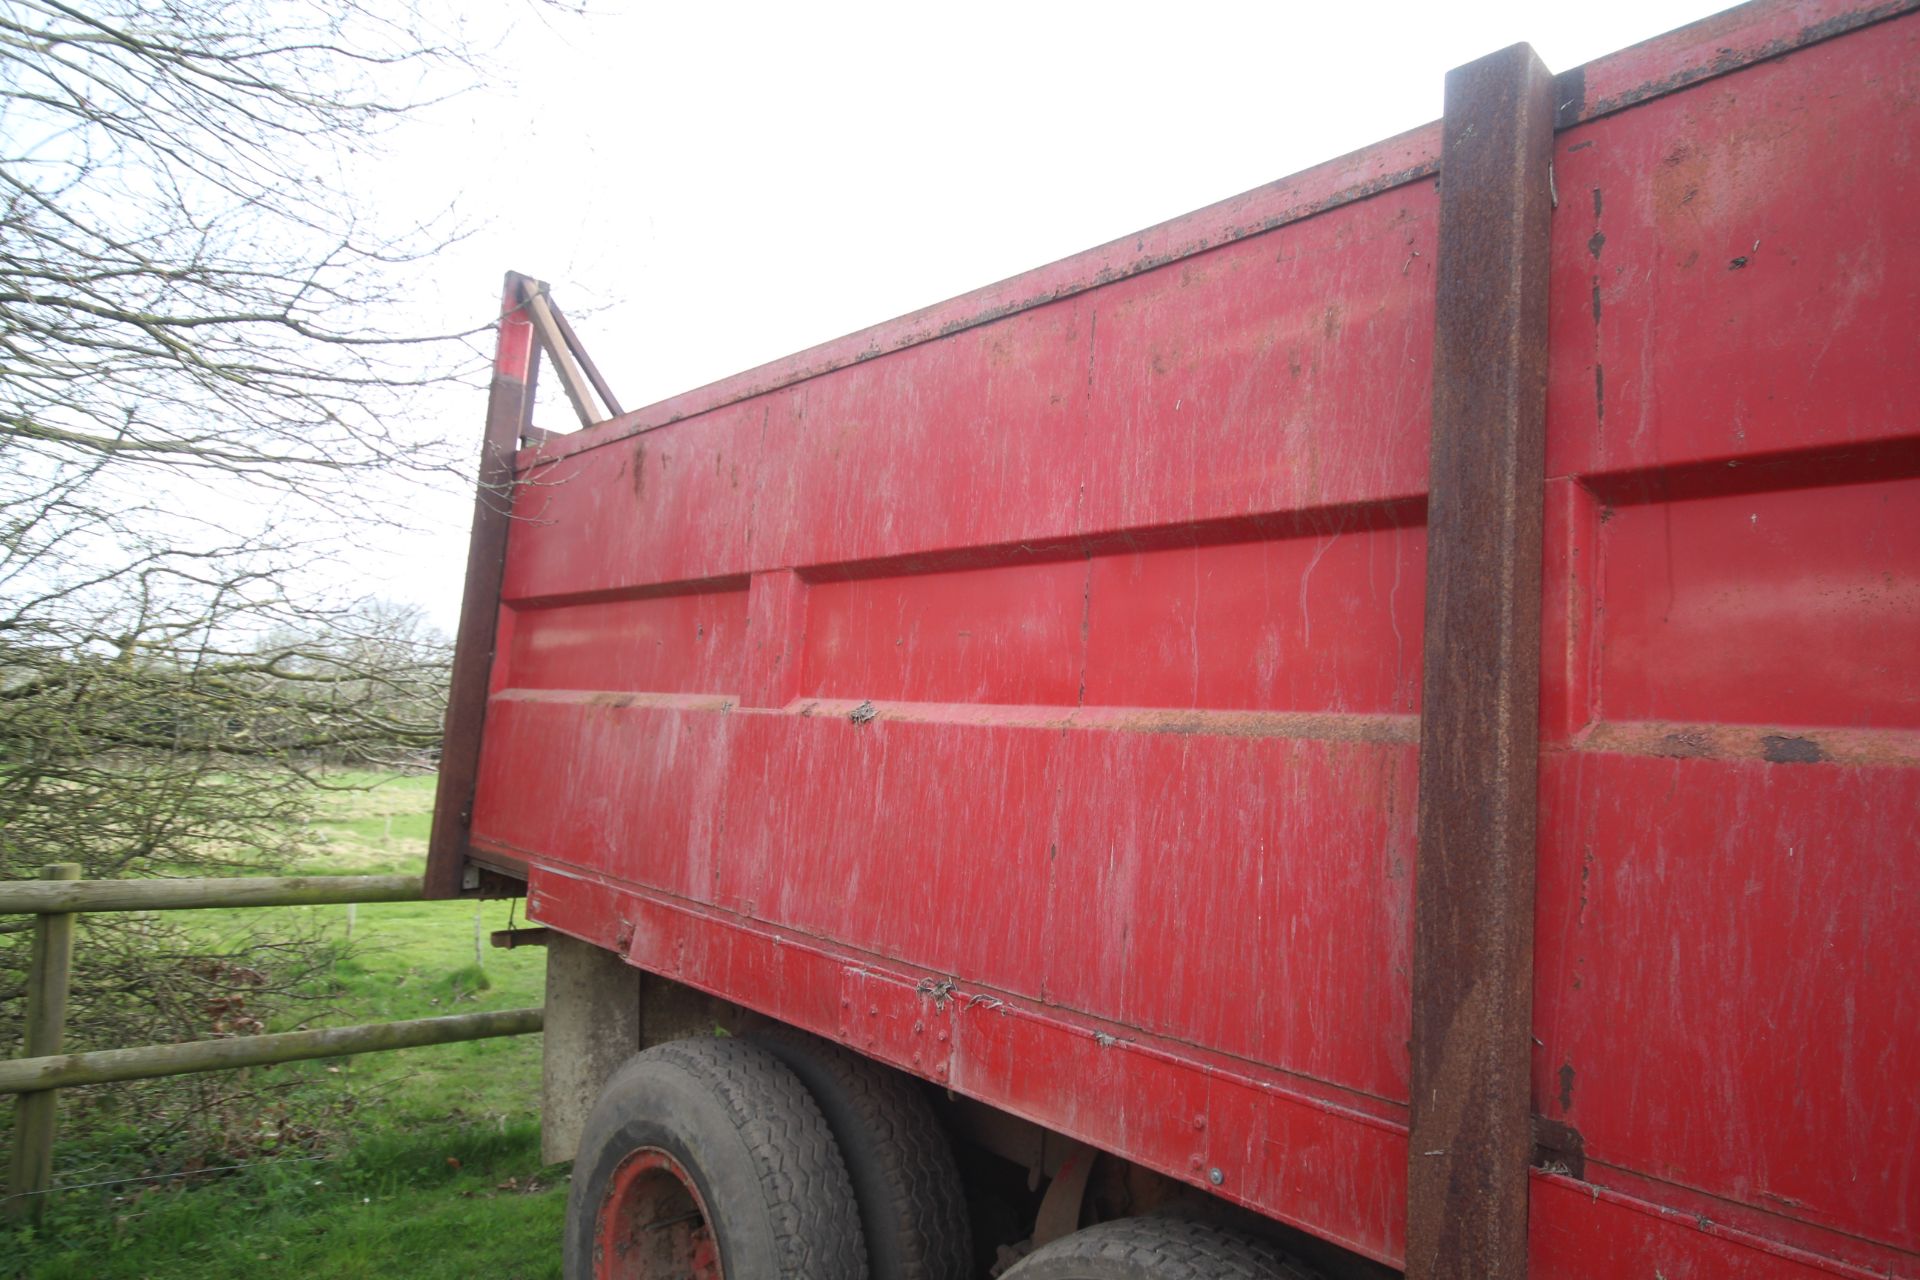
[6,773,567,1280]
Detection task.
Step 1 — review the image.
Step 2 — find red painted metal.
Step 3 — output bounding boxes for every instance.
[435,2,1920,1274]
[597,1147,723,1279]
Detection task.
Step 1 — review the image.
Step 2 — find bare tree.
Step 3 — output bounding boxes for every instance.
[0,0,496,869]
[0,0,487,484]
[0,0,543,1172]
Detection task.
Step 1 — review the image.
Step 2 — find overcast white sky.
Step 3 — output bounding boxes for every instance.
[360,0,1730,630]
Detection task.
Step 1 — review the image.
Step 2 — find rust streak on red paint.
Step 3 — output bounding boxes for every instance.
[1562,721,1920,769]
[1553,0,1920,127]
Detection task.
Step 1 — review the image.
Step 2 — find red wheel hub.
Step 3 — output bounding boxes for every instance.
[596,1147,724,1280]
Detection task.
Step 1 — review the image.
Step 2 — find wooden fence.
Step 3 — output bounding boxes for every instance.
[0,865,543,1220]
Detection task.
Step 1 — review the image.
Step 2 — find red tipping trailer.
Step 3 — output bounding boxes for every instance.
[428,2,1920,1276]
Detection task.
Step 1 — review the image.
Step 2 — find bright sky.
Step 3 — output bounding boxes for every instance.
[365,0,1730,630]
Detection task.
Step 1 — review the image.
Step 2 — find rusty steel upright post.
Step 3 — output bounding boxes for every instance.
[425,274,541,899]
[1407,42,1555,1280]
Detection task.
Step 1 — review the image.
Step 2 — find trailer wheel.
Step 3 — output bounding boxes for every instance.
[563,1037,868,1280]
[751,1029,973,1280]
[999,1217,1322,1280]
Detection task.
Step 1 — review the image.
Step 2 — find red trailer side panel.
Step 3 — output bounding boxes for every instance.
[1530,16,1920,1269]
[444,3,1920,1274]
[483,152,1439,1267]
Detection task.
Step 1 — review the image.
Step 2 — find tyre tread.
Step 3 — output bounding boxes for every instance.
[1003,1216,1323,1280]
[602,1037,867,1278]
[753,1029,972,1280]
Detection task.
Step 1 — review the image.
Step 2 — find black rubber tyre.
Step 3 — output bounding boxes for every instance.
[750,1029,973,1280]
[1000,1217,1322,1280]
[563,1037,868,1280]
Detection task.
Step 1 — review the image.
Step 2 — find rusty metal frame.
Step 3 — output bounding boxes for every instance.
[545,294,623,418]
[425,271,543,899]
[1407,42,1556,1280]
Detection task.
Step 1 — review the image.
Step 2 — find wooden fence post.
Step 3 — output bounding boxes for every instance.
[6,862,81,1220]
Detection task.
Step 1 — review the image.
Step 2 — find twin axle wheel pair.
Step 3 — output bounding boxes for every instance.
[563,1032,1317,1280]
[565,1032,965,1280]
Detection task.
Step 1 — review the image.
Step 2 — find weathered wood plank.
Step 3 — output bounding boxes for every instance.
[0,1008,544,1095]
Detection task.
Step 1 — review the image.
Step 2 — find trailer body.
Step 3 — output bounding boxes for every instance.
[429,3,1920,1275]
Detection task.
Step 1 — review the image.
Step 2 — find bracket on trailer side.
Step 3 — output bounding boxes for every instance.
[519,279,623,429]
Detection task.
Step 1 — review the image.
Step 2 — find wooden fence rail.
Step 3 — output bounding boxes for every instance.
[0,867,541,1221]
[0,873,425,915]
[0,1007,543,1094]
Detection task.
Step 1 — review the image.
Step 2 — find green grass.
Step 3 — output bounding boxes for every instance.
[298,771,440,875]
[6,772,565,1279]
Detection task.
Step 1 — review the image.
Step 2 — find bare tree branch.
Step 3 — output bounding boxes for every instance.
[0,0,571,1177]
